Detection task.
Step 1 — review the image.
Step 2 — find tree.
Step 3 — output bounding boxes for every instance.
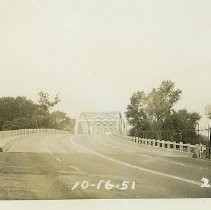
[146,80,182,122]
[49,111,75,131]
[38,91,61,111]
[0,93,72,131]
[205,104,211,157]
[162,109,201,143]
[3,118,35,130]
[0,97,37,130]
[125,80,201,144]
[205,105,211,120]
[125,91,149,137]
[32,102,55,129]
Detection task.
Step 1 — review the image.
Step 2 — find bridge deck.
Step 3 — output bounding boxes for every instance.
[0,134,210,199]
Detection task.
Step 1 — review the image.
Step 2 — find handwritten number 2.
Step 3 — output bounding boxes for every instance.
[201,178,210,188]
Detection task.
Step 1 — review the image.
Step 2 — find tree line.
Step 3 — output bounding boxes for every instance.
[125,80,202,144]
[0,92,75,132]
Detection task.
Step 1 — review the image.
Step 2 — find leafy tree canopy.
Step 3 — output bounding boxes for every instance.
[0,92,74,132]
[125,80,201,144]
[38,91,61,111]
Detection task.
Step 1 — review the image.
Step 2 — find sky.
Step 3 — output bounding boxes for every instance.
[0,0,211,129]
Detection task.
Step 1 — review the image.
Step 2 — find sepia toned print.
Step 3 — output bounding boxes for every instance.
[0,0,211,200]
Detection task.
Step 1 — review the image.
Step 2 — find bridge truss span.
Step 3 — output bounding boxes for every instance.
[75,112,128,135]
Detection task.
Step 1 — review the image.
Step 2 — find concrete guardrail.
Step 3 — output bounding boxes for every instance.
[0,129,70,152]
[114,134,206,159]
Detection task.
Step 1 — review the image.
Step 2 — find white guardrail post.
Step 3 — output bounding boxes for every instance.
[179,142,183,152]
[186,143,191,153]
[173,141,177,150]
[162,140,165,148]
[152,139,156,147]
[167,141,171,149]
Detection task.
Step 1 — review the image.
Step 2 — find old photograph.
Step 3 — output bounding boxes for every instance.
[0,0,211,203]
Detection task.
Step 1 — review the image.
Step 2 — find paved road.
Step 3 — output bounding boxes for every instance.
[0,134,211,199]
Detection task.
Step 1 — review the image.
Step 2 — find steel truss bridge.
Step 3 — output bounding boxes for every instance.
[75,112,128,135]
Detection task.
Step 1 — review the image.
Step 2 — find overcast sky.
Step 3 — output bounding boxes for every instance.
[0,0,210,128]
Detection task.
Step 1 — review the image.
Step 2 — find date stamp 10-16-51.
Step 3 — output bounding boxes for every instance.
[71,180,136,191]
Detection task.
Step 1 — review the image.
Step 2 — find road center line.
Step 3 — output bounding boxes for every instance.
[169,162,187,167]
[69,165,80,171]
[71,139,207,188]
[45,142,81,170]
[141,154,152,158]
[54,157,62,162]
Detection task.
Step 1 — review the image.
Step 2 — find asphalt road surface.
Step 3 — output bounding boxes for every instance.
[0,134,211,199]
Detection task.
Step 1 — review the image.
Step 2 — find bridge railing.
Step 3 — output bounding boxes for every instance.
[114,134,206,158]
[0,129,70,138]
